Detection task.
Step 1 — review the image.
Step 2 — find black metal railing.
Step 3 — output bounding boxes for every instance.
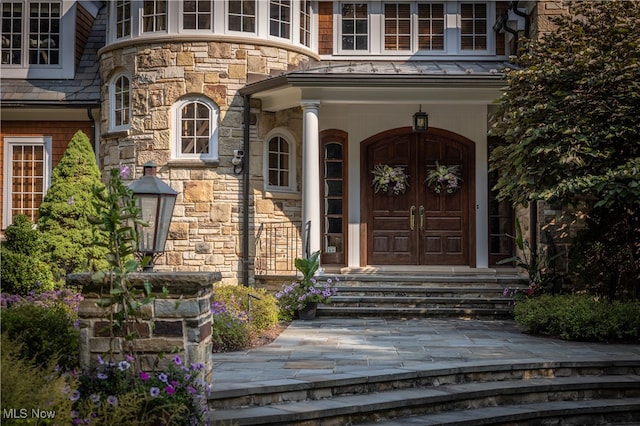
[255,222,303,276]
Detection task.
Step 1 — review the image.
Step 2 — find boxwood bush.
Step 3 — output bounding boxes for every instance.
[514,294,640,343]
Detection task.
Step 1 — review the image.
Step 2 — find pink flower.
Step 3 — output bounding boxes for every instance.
[165,385,175,395]
[140,371,150,381]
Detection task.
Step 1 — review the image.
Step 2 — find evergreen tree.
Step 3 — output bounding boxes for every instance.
[38,130,108,279]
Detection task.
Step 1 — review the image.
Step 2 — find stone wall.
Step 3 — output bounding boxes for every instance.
[98,41,313,284]
[71,271,221,384]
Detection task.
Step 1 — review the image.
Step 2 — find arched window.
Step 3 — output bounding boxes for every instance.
[172,96,219,161]
[264,128,296,192]
[109,72,131,132]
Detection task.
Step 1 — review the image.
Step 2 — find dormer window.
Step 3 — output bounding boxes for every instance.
[1,0,74,78]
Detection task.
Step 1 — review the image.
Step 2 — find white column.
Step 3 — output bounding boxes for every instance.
[301,101,321,259]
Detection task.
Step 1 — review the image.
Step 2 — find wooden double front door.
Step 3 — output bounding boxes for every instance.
[363,128,475,266]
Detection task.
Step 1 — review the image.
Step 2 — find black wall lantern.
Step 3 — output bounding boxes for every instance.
[129,161,178,271]
[413,105,429,133]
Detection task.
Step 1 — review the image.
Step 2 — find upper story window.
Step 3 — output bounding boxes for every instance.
[182,0,212,30]
[116,0,131,39]
[142,0,167,33]
[172,96,219,162]
[299,0,311,47]
[1,1,74,78]
[228,0,255,33]
[109,72,131,132]
[3,136,52,228]
[340,3,368,51]
[269,0,290,39]
[334,1,496,57]
[461,3,486,50]
[264,128,297,192]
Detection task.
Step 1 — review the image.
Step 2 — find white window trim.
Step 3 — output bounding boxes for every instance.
[108,71,132,133]
[268,0,291,41]
[2,136,52,228]
[140,0,168,35]
[171,96,219,162]
[263,127,298,194]
[0,0,75,79]
[332,1,496,58]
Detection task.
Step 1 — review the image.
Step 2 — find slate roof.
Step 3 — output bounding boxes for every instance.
[0,4,106,107]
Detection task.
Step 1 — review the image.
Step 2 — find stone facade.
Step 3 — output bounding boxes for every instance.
[71,271,221,383]
[99,41,314,284]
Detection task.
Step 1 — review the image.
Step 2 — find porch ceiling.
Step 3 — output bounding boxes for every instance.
[241,60,515,112]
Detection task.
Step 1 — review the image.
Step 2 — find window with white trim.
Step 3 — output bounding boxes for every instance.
[1,1,75,78]
[335,2,494,56]
[172,96,219,161]
[460,3,487,50]
[116,0,132,39]
[340,3,368,51]
[264,129,297,192]
[228,0,255,33]
[299,0,311,47]
[109,72,131,132]
[269,0,290,39]
[142,0,167,33]
[182,0,213,30]
[3,136,52,228]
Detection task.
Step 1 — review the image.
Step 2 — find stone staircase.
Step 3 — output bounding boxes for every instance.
[207,360,640,425]
[315,273,527,320]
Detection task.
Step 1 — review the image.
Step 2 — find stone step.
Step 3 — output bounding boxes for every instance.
[332,285,517,296]
[208,360,640,410]
[357,398,640,426]
[208,375,640,425]
[316,305,515,319]
[328,296,513,309]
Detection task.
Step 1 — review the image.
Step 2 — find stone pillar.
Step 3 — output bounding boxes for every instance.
[70,271,221,384]
[301,100,321,258]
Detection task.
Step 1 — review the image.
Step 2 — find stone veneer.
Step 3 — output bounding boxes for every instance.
[70,271,221,384]
[98,41,315,284]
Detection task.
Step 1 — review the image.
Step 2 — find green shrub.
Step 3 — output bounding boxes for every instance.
[1,333,77,426]
[210,285,280,352]
[38,130,109,279]
[1,301,79,370]
[514,294,640,343]
[0,214,55,294]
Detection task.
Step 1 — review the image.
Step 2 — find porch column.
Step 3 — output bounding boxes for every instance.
[301,100,321,258]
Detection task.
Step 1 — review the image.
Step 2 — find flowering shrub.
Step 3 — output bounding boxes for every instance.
[425,162,462,194]
[211,300,251,352]
[1,289,82,370]
[371,164,409,195]
[74,355,210,425]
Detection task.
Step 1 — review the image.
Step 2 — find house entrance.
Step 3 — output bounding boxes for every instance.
[362,128,475,266]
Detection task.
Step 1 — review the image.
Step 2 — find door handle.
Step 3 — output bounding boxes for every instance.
[419,206,425,230]
[410,205,416,230]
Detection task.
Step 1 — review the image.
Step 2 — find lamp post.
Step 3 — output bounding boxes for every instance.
[129,161,177,271]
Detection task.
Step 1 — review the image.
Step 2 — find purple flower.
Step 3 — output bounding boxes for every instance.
[97,373,108,380]
[187,385,197,394]
[97,355,105,365]
[118,164,131,179]
[158,373,168,383]
[68,196,74,205]
[125,354,135,362]
[165,385,175,395]
[150,387,160,397]
[90,394,100,403]
[118,360,131,371]
[140,371,150,381]
[174,355,182,366]
[69,390,81,401]
[107,395,118,406]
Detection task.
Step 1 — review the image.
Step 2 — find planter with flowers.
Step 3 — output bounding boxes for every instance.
[371,164,409,195]
[425,162,462,194]
[275,251,338,321]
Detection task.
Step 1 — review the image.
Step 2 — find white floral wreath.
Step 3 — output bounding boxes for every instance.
[425,162,462,194]
[371,164,409,195]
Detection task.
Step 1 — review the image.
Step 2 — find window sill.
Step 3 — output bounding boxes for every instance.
[167,159,220,168]
[264,190,301,200]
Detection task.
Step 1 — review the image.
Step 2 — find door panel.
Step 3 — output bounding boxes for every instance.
[364,128,474,266]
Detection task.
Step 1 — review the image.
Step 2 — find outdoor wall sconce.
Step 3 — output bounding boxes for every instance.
[413,106,429,133]
[129,161,178,271]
